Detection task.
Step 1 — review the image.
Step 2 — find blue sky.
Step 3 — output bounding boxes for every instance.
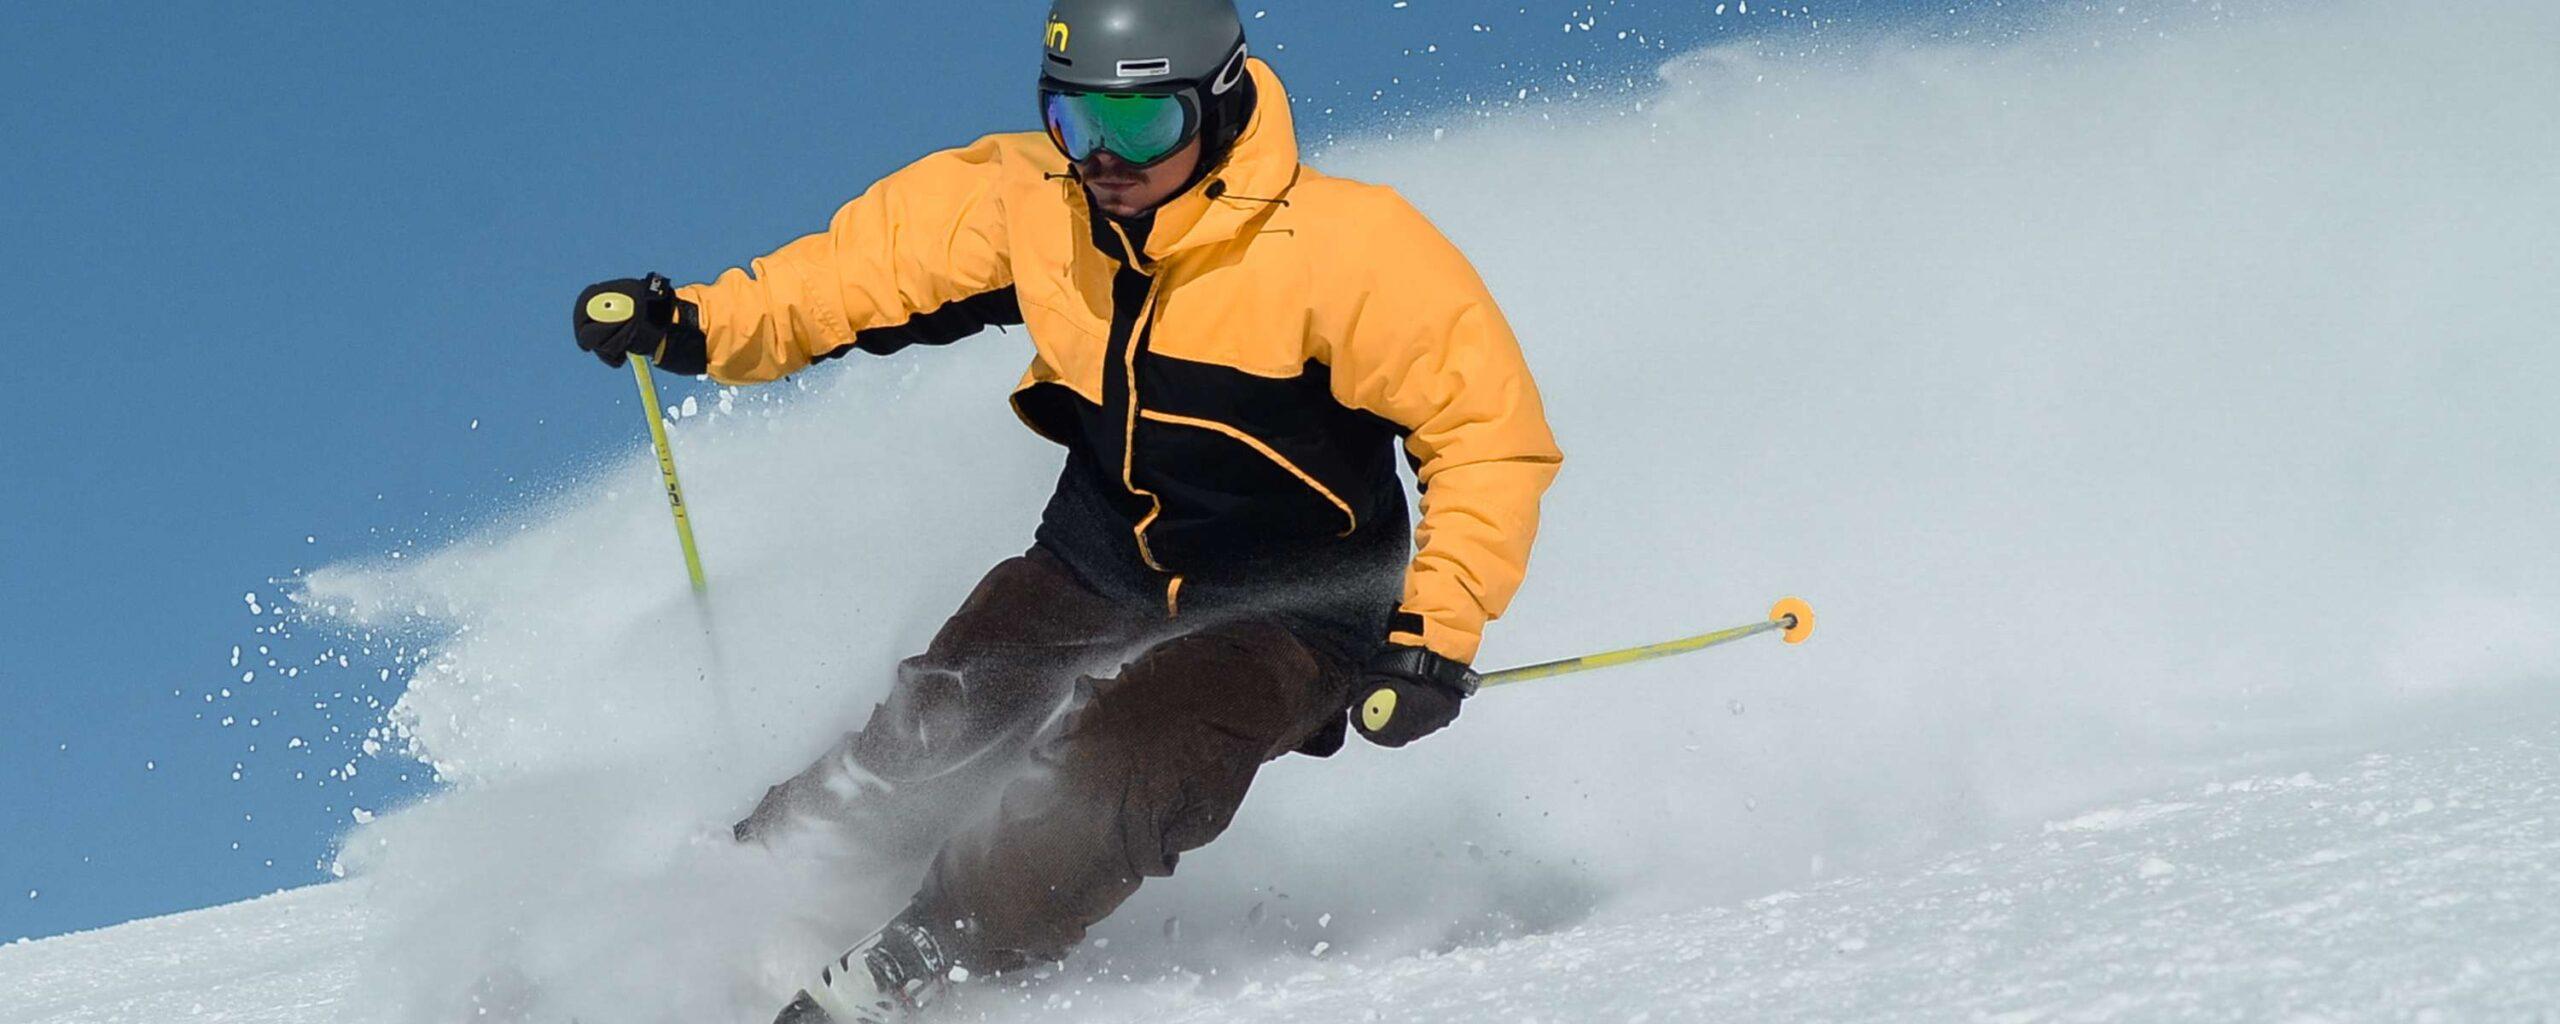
[0,0,2021,941]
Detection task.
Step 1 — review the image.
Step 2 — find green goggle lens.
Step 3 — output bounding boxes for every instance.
[1041,90,1198,167]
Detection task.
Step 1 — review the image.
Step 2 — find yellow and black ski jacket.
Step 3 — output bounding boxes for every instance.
[662,60,1560,666]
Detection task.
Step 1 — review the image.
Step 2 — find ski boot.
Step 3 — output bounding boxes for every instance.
[773,916,956,1024]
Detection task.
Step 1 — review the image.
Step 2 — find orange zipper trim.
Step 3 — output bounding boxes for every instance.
[1106,219,1171,574]
[1135,409,1360,536]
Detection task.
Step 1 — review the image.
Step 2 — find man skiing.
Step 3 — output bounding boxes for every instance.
[570,1,1560,1019]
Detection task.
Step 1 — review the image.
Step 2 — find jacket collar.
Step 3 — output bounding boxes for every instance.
[1132,58,1301,264]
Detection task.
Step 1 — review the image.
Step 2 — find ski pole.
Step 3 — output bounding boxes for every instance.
[1480,597,1815,689]
[586,282,742,754]
[628,350,741,748]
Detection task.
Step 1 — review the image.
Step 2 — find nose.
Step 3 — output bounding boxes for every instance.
[1081,151,1135,176]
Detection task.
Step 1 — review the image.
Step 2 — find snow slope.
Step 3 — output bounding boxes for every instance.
[16,0,2559,1020]
[0,885,358,1024]
[9,710,2554,1022]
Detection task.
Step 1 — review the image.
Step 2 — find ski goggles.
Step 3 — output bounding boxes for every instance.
[1040,89,1201,168]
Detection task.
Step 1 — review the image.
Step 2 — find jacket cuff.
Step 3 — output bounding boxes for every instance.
[1368,641,1480,697]
[654,297,710,377]
[1386,608,1482,666]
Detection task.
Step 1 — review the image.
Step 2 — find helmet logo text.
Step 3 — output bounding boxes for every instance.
[1046,16,1071,53]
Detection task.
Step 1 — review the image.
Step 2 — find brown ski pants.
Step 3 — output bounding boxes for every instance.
[738,548,1360,971]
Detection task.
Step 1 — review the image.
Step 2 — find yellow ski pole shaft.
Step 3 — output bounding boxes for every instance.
[1479,597,1816,690]
[630,358,708,594]
[628,353,740,750]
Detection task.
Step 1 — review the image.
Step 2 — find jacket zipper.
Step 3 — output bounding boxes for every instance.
[1102,218,1180,615]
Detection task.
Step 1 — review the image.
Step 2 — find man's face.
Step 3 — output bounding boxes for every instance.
[1081,136,1202,219]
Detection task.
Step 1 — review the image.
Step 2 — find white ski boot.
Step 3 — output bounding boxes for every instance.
[773,918,956,1024]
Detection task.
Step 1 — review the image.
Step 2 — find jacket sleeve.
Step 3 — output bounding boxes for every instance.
[1328,194,1563,666]
[668,134,1038,385]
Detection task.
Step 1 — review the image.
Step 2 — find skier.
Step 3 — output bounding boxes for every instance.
[570,1,1560,1019]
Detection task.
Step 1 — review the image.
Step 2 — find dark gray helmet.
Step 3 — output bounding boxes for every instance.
[1043,0,1248,94]
[1042,0,1256,175]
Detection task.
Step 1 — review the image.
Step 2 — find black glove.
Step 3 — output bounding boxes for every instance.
[573,273,707,372]
[1352,643,1479,748]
